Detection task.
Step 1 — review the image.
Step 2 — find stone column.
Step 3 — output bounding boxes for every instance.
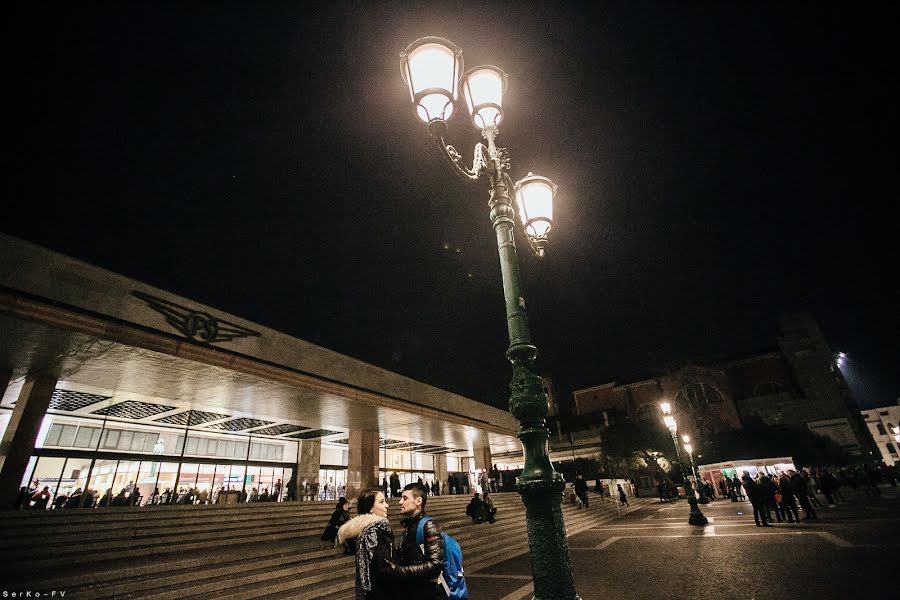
[0,375,56,508]
[473,445,492,475]
[473,446,493,494]
[295,439,321,500]
[433,454,448,495]
[346,429,379,500]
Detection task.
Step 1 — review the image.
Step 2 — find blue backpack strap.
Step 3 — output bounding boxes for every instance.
[416,516,432,546]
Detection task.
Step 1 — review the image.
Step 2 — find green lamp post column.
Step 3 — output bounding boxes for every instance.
[401,37,579,600]
[661,403,708,526]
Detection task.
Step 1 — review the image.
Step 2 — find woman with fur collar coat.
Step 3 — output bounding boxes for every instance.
[338,490,396,600]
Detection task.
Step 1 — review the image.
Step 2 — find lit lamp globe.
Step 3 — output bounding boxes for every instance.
[663,415,677,433]
[684,443,693,454]
[400,37,463,123]
[462,65,508,129]
[513,173,556,257]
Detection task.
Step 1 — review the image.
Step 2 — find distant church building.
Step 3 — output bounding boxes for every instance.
[572,313,878,459]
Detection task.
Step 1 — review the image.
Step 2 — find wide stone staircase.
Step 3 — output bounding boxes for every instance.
[0,491,647,599]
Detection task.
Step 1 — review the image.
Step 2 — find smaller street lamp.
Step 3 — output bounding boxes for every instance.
[682,436,699,483]
[661,403,707,526]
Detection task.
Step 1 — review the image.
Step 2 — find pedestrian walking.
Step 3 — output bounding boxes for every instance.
[617,484,629,506]
[574,474,590,508]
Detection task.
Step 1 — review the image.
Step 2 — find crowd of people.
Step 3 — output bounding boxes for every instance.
[17,477,288,509]
[657,463,898,528]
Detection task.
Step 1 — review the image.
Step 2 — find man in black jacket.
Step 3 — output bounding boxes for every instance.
[388,482,446,599]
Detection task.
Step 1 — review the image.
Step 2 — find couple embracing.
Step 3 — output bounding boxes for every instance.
[339,482,458,600]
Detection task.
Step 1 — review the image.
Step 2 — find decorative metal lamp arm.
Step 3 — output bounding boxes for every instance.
[426,119,489,183]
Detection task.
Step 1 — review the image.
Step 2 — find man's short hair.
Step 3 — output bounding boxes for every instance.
[403,482,428,511]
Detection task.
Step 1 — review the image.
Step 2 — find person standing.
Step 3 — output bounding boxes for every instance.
[574,474,589,508]
[743,472,769,527]
[338,490,395,599]
[790,470,817,520]
[390,472,401,498]
[617,484,629,507]
[778,474,799,523]
[387,482,445,599]
[732,475,745,500]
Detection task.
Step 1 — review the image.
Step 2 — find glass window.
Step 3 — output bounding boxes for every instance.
[45,424,63,446]
[135,460,157,506]
[89,459,119,505]
[195,464,216,503]
[74,426,98,448]
[225,441,235,457]
[676,382,724,410]
[117,431,133,450]
[636,404,655,422]
[58,425,78,447]
[143,432,159,452]
[877,424,887,435]
[176,463,200,497]
[130,432,146,451]
[235,442,247,458]
[103,430,120,449]
[197,438,209,455]
[155,462,180,503]
[207,440,218,455]
[887,443,897,455]
[186,437,199,454]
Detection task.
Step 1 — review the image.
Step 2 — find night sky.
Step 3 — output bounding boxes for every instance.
[9,2,898,412]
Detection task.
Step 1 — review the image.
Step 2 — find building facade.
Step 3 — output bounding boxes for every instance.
[0,235,523,509]
[861,403,900,466]
[572,313,879,460]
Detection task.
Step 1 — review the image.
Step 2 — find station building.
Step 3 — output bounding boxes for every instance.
[0,234,522,508]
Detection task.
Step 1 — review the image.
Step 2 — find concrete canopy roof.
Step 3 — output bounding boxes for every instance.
[0,235,521,458]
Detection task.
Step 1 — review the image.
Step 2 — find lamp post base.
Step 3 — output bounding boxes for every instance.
[686,491,709,526]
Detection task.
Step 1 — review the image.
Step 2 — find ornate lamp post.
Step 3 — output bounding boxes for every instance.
[660,402,708,526]
[401,37,577,599]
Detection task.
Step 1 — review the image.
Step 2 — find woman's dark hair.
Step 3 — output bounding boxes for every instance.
[335,496,349,511]
[356,489,383,515]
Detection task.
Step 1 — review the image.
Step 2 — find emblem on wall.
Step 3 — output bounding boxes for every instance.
[132,291,261,343]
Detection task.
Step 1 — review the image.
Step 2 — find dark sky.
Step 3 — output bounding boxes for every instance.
[9,1,898,412]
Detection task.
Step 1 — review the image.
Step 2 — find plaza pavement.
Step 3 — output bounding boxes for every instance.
[466,486,900,600]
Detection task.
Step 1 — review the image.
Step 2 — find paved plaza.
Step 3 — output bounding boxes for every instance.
[468,487,900,600]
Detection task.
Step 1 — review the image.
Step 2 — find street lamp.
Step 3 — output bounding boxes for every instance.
[660,403,707,525]
[401,38,574,599]
[682,435,699,482]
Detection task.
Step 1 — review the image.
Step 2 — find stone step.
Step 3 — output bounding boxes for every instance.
[1,491,641,599]
[1,495,526,561]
